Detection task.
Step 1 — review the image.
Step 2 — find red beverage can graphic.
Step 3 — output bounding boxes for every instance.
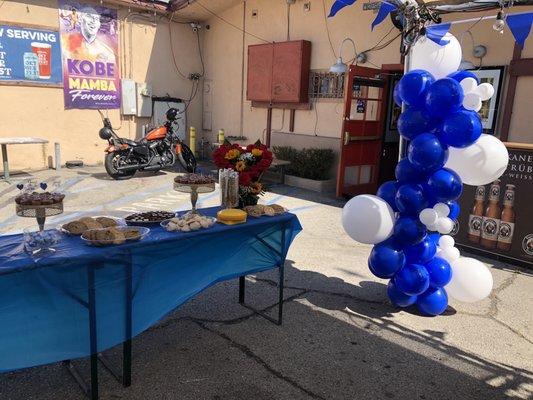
[31,42,52,79]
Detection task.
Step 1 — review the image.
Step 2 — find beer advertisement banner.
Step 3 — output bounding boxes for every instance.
[58,1,120,109]
[452,145,533,266]
[0,24,62,85]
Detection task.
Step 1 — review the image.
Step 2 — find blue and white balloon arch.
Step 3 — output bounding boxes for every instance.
[335,7,520,315]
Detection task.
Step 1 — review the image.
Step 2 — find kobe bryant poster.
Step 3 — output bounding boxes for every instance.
[58,1,120,109]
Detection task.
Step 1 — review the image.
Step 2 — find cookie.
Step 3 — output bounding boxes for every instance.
[63,221,88,235]
[263,206,276,216]
[82,219,104,230]
[270,204,286,214]
[95,217,117,228]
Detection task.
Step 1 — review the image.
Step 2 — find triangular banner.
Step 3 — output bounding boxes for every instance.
[426,23,451,45]
[328,0,357,18]
[371,1,398,31]
[506,12,533,49]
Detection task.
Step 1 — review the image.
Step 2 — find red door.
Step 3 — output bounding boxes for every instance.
[336,65,389,198]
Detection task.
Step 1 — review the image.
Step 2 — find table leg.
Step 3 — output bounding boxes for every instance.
[123,261,133,387]
[1,144,9,181]
[88,266,99,400]
[277,225,286,326]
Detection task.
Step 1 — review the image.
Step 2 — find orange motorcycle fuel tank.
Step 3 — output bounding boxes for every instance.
[145,126,167,141]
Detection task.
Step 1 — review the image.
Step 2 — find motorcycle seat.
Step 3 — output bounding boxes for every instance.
[119,138,139,147]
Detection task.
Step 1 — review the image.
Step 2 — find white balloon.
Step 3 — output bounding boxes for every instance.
[438,235,455,249]
[446,257,493,302]
[341,195,395,244]
[433,203,450,217]
[460,77,478,93]
[439,246,460,263]
[419,208,439,226]
[463,92,482,112]
[475,83,495,101]
[426,223,438,232]
[436,217,454,234]
[445,134,509,186]
[410,33,462,79]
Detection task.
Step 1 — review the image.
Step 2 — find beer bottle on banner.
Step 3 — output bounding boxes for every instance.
[468,186,486,243]
[497,184,516,251]
[480,180,501,249]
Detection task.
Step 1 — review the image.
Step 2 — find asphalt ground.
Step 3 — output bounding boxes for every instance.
[0,166,531,400]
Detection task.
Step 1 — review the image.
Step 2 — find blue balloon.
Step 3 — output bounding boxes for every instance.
[425,78,464,118]
[397,108,434,140]
[407,133,448,173]
[395,184,428,215]
[387,280,417,307]
[368,243,406,279]
[393,216,427,246]
[377,181,400,212]
[426,168,463,202]
[447,201,460,220]
[425,257,452,287]
[417,287,448,316]
[448,70,480,84]
[439,110,482,148]
[395,158,427,184]
[397,70,435,108]
[394,263,430,296]
[404,237,437,264]
[427,232,441,244]
[393,83,402,107]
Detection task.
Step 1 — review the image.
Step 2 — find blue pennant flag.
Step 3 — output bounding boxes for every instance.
[426,23,451,45]
[328,0,357,18]
[371,1,398,31]
[506,12,533,49]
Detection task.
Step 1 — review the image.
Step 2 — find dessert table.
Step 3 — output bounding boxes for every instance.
[0,207,302,399]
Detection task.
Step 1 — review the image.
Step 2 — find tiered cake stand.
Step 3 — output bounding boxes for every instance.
[174,179,215,216]
[16,202,64,231]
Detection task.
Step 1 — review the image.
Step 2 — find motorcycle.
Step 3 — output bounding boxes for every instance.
[98,108,197,180]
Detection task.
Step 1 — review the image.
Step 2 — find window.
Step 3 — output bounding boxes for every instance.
[309,70,345,99]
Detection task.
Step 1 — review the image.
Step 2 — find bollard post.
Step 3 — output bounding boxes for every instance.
[189,127,196,156]
[54,143,61,171]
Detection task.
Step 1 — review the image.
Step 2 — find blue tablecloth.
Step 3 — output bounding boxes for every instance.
[0,207,301,372]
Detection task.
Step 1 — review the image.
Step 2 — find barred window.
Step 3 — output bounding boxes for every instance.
[309,70,345,99]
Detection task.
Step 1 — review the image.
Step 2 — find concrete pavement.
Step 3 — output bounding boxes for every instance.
[0,167,531,400]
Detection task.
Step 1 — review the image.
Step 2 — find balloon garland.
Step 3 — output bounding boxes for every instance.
[342,33,508,316]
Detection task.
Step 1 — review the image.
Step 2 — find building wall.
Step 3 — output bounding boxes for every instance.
[0,0,204,171]
[202,0,533,151]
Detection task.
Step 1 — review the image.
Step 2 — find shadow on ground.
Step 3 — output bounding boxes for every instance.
[1,261,530,400]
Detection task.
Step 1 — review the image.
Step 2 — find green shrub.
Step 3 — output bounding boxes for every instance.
[272,146,334,181]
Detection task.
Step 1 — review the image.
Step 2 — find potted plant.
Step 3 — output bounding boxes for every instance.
[272,146,336,193]
[213,140,273,207]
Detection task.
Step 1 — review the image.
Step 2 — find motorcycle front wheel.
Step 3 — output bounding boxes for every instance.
[176,143,197,173]
[105,152,136,180]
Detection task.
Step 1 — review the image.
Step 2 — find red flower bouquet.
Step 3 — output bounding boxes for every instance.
[212,140,273,207]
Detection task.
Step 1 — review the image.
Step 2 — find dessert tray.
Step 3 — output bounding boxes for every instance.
[81,226,150,246]
[173,173,216,216]
[243,204,287,218]
[161,214,217,233]
[60,216,124,235]
[125,211,177,225]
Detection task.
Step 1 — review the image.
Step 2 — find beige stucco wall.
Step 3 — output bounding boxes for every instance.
[202,0,533,147]
[0,0,203,171]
